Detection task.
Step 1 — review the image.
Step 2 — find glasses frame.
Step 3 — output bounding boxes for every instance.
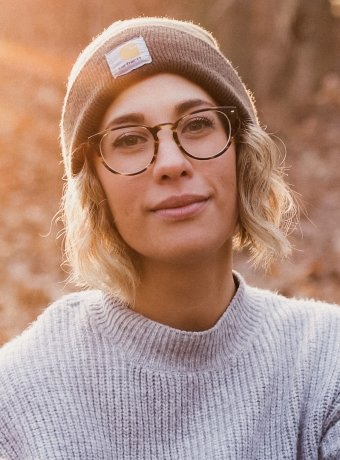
[88,106,240,176]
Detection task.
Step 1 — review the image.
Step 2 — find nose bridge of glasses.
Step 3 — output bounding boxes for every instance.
[150,121,175,136]
[150,122,179,145]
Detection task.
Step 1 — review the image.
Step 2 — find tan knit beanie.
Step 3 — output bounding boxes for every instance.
[60,17,258,178]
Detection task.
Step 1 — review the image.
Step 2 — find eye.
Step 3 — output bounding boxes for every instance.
[181,116,215,135]
[113,132,149,149]
[101,127,153,159]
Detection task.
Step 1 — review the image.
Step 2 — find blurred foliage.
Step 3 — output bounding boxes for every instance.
[0,0,339,344]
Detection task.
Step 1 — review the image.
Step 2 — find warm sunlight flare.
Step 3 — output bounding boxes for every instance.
[0,10,340,460]
[329,0,340,16]
[0,1,339,347]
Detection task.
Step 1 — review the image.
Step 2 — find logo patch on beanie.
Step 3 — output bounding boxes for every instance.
[105,37,152,78]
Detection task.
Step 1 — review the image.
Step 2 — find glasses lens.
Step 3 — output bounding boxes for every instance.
[100,126,154,175]
[177,109,231,159]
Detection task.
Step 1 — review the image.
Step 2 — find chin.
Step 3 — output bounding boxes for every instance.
[132,236,233,268]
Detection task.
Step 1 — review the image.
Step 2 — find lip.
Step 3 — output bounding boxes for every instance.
[151,194,210,219]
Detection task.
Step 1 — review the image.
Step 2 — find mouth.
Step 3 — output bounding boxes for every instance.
[151,194,210,219]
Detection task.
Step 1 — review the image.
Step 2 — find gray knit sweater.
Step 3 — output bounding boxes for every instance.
[0,274,339,460]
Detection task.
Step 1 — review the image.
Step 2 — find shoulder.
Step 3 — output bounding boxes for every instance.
[0,289,104,401]
[238,269,339,317]
[0,290,104,449]
[0,290,103,368]
[235,267,340,346]
[241,278,340,396]
[248,281,340,331]
[251,283,340,325]
[244,280,340,363]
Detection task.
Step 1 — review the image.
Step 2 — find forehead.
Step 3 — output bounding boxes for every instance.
[100,73,216,128]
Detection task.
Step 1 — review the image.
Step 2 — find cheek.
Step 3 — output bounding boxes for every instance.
[95,166,145,232]
[104,185,134,225]
[208,147,238,196]
[213,152,238,221]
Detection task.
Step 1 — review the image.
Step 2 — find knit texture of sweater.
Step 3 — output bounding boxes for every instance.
[0,274,339,459]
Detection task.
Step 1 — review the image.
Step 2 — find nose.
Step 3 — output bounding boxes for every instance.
[152,128,194,181]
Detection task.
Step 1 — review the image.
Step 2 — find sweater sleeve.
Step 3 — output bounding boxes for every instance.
[319,394,340,460]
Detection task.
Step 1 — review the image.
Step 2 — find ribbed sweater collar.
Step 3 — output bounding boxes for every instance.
[89,273,264,372]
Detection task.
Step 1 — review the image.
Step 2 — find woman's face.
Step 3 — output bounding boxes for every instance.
[94,73,238,266]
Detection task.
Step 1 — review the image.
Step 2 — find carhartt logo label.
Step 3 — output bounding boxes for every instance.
[119,43,140,60]
[105,37,152,78]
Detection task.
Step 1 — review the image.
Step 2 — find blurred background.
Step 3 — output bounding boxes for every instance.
[0,0,340,345]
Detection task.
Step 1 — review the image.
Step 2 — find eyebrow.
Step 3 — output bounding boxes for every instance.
[175,98,215,115]
[104,98,215,129]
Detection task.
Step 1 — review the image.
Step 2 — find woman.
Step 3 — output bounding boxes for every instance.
[0,17,339,459]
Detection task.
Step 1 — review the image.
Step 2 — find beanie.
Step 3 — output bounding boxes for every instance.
[60,17,258,178]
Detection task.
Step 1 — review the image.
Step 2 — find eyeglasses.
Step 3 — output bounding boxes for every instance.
[88,106,239,176]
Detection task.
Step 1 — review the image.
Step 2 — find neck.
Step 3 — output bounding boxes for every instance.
[133,247,236,331]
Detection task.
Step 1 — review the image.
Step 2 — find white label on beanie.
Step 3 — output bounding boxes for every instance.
[105,36,152,78]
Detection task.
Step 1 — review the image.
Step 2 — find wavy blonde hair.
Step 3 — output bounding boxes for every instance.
[61,123,298,304]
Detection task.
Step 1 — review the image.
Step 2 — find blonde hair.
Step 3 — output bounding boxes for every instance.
[61,124,298,304]
[233,124,297,267]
